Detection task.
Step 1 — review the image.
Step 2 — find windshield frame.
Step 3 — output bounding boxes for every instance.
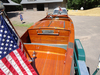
[53,8,67,15]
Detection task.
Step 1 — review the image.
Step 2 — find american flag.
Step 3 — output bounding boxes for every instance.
[3,15,24,54]
[0,15,37,75]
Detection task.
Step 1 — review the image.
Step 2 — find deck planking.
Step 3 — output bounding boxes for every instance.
[34,53,65,75]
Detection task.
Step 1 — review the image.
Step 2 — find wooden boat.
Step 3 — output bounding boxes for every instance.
[21,8,74,75]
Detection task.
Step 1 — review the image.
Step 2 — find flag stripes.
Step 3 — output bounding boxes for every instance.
[2,57,18,75]
[0,48,37,75]
[17,49,36,75]
[6,54,23,75]
[13,49,33,75]
[10,51,28,75]
[0,69,5,75]
[0,60,13,75]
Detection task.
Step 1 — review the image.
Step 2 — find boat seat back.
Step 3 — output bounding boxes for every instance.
[28,29,70,44]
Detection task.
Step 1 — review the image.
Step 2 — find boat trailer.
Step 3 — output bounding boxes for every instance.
[74,39,100,75]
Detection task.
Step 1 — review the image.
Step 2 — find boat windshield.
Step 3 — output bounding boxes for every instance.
[53,9,67,15]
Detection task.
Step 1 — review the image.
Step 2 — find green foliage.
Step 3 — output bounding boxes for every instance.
[13,22,34,27]
[67,0,100,10]
[11,0,23,10]
[11,0,22,4]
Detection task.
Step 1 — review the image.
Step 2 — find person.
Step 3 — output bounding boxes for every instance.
[19,12,24,24]
[59,6,62,11]
[58,6,62,14]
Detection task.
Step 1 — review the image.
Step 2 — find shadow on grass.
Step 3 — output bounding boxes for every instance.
[7,12,19,19]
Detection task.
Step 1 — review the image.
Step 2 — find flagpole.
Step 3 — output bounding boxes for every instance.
[2,11,32,60]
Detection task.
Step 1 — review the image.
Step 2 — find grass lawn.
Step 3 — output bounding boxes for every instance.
[12,21,34,27]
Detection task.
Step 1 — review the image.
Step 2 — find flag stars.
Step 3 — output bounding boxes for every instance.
[0,47,3,50]
[10,44,12,47]
[6,43,8,46]
[0,30,3,32]
[8,36,10,38]
[5,47,7,50]
[1,43,4,46]
[1,26,4,28]
[0,34,2,37]
[9,48,11,50]
[3,35,6,37]
[14,45,16,48]
[0,51,2,54]
[7,40,9,42]
[11,41,13,43]
[0,17,20,60]
[4,51,6,54]
[4,31,7,33]
[2,39,5,41]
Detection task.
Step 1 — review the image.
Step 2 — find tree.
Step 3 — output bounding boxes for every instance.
[11,0,22,10]
[67,0,100,10]
[11,0,22,4]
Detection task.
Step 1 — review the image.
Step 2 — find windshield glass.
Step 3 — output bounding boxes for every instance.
[62,9,67,14]
[53,9,67,15]
[53,10,59,14]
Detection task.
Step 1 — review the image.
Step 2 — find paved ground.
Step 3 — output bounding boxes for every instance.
[8,11,100,75]
[69,16,100,75]
[7,11,47,36]
[7,11,47,24]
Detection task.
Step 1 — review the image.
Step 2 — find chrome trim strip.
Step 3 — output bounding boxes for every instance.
[63,21,65,28]
[34,21,41,28]
[48,21,53,27]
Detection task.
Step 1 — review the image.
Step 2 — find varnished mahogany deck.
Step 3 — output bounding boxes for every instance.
[24,44,67,75]
[36,53,65,75]
[28,52,66,75]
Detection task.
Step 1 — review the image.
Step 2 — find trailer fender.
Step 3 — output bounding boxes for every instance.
[75,39,86,61]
